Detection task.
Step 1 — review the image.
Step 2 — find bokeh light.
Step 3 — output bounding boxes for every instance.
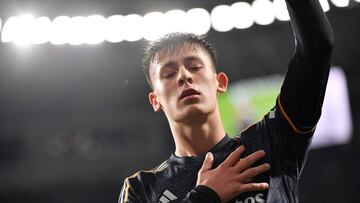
[231,2,254,29]
[211,5,234,32]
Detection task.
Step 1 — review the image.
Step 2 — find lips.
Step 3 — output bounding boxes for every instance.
[179,88,200,100]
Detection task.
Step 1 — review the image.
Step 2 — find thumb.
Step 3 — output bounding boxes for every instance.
[200,152,214,172]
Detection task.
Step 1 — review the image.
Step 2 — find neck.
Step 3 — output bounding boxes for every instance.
[169,108,226,157]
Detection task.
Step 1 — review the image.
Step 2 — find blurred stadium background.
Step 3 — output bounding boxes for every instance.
[0,0,359,202]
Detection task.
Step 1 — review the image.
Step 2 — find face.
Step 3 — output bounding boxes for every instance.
[148,43,228,123]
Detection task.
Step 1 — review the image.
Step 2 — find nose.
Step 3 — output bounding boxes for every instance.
[177,66,193,86]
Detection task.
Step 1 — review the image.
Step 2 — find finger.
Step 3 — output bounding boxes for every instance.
[242,177,253,183]
[222,145,245,167]
[238,182,269,193]
[199,152,214,173]
[237,163,270,181]
[234,150,266,172]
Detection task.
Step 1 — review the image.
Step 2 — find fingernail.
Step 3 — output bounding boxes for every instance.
[266,163,271,170]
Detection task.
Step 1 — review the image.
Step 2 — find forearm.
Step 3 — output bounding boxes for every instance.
[181,185,221,203]
[286,0,334,52]
[279,0,334,131]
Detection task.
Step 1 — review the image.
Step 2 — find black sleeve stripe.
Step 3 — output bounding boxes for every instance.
[277,95,316,134]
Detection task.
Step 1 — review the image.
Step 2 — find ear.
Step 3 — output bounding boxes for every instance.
[216,72,228,93]
[149,92,162,112]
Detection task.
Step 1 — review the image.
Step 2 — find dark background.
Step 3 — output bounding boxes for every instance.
[0,0,359,202]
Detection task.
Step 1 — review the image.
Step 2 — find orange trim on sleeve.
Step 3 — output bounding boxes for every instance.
[277,95,316,134]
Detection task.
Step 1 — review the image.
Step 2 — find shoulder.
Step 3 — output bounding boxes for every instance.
[119,160,169,203]
[235,109,276,154]
[124,160,169,184]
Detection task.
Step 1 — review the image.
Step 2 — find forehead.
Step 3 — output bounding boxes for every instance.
[151,43,213,71]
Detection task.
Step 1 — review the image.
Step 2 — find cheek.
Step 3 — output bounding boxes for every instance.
[202,73,218,90]
[155,83,177,104]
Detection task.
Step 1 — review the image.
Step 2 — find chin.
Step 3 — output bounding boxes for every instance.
[175,105,212,123]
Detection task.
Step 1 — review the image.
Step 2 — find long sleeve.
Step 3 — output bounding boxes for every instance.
[180,185,221,203]
[119,176,220,203]
[278,0,334,133]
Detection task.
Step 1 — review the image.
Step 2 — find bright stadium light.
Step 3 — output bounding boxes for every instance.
[31,16,51,44]
[84,15,106,44]
[124,14,143,42]
[2,0,351,46]
[230,2,254,29]
[211,5,234,32]
[105,15,126,43]
[1,17,19,42]
[68,16,87,45]
[143,12,166,41]
[12,14,36,46]
[273,0,290,21]
[331,0,350,7]
[187,8,211,35]
[164,10,188,34]
[49,16,71,45]
[319,0,331,12]
[252,0,276,25]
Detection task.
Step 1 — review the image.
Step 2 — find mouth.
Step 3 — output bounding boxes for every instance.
[179,88,200,100]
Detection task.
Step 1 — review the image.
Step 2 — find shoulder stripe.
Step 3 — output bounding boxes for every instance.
[153,161,168,172]
[119,182,125,203]
[277,95,316,134]
[120,161,169,202]
[120,172,138,203]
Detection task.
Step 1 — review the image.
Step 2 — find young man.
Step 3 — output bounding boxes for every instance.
[119,0,333,201]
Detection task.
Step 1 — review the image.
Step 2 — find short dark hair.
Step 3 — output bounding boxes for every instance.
[143,32,217,89]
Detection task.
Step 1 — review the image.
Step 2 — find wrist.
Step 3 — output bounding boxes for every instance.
[193,185,221,203]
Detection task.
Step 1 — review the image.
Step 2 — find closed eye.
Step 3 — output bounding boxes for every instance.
[185,57,203,72]
[162,71,177,79]
[159,61,178,79]
[188,66,201,72]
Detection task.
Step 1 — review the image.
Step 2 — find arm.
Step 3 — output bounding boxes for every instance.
[180,185,222,203]
[279,0,334,133]
[119,178,220,203]
[119,147,269,203]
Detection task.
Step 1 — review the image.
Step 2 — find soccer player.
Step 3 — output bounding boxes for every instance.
[118,0,333,201]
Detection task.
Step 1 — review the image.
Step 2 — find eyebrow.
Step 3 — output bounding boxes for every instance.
[161,56,202,68]
[184,56,202,64]
[161,61,178,69]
